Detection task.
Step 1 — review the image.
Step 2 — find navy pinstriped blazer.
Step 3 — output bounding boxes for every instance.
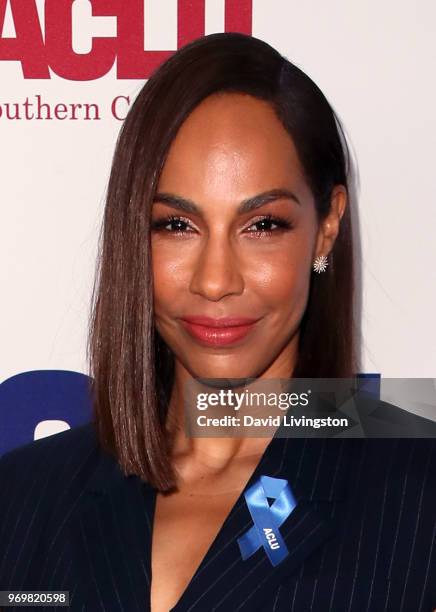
[0,420,435,611]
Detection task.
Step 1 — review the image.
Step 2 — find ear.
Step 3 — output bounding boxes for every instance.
[314,185,347,258]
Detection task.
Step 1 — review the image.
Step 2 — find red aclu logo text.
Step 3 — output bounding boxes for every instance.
[0,0,252,80]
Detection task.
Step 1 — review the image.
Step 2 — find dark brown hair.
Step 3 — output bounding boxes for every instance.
[87,32,359,491]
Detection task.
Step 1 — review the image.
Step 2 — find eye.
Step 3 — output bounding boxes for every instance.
[150,213,294,237]
[151,215,196,234]
[245,214,294,236]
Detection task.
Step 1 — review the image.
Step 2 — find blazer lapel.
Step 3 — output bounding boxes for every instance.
[171,436,355,612]
[70,434,355,612]
[70,449,155,612]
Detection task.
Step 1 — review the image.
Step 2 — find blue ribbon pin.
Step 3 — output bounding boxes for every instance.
[237,475,297,567]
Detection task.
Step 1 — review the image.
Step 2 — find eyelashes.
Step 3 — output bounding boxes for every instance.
[150,213,294,237]
[151,215,192,234]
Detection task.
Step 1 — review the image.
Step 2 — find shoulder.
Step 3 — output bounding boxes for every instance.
[0,422,117,587]
[1,420,97,459]
[0,422,118,589]
[353,436,436,478]
[349,439,436,604]
[0,422,102,511]
[347,396,436,488]
[348,437,436,520]
[0,420,98,468]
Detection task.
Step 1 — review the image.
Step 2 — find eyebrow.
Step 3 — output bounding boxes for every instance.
[152,188,301,215]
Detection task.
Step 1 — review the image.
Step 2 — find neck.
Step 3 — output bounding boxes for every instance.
[165,357,295,470]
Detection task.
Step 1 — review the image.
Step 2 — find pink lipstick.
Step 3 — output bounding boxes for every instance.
[179,316,260,347]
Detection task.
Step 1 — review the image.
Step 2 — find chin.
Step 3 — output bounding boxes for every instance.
[187,359,263,382]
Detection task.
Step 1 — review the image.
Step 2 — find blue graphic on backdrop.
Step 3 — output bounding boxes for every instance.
[356,373,381,399]
[0,370,93,456]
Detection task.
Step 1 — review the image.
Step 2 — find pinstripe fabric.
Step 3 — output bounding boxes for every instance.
[0,421,435,611]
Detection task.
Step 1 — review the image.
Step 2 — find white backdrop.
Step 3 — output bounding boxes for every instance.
[1,0,435,389]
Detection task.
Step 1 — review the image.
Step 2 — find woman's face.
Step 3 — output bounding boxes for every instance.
[151,93,343,380]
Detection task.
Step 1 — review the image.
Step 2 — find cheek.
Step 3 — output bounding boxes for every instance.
[151,242,190,313]
[245,243,312,314]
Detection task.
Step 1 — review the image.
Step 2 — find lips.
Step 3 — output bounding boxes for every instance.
[179,315,260,347]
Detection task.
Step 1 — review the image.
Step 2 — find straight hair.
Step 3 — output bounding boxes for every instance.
[87,32,359,491]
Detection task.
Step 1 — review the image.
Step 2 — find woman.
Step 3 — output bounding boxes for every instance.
[0,33,435,612]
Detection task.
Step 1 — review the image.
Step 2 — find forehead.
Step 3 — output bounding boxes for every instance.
[157,93,309,203]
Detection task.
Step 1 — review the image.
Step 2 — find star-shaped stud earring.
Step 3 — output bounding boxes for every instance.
[313,254,329,273]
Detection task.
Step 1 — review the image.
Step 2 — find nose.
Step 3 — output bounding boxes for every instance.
[189,233,244,301]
